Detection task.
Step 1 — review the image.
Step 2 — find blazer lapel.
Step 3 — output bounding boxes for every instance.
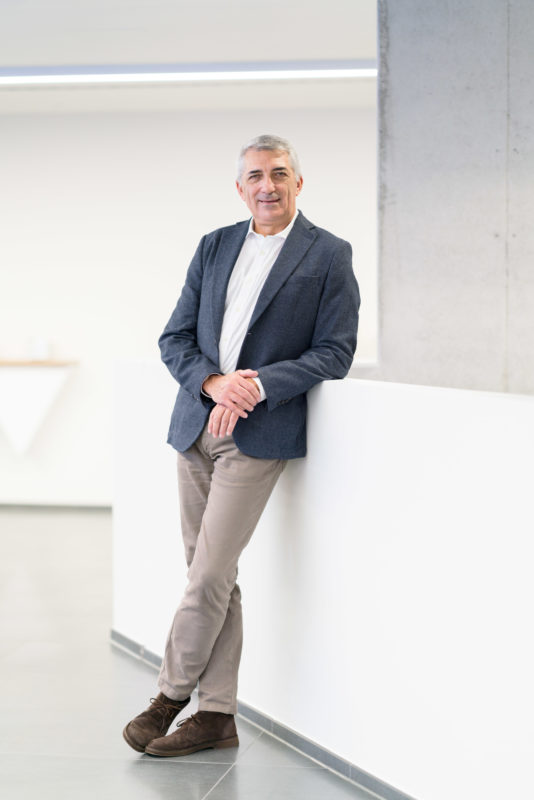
[210,220,249,347]
[248,213,316,330]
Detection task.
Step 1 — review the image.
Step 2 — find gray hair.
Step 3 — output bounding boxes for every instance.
[236,134,302,183]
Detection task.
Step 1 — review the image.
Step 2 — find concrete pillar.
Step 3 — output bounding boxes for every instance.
[373,0,534,394]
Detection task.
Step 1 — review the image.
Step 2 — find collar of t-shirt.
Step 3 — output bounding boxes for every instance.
[216,210,299,402]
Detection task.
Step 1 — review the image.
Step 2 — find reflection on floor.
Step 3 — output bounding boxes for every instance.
[0,506,372,800]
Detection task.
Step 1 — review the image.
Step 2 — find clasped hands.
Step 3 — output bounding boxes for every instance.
[202,369,260,438]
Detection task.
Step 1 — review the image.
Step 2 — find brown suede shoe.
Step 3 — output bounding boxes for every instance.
[122,693,190,753]
[145,710,239,757]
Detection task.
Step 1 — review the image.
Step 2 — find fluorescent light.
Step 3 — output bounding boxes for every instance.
[0,67,377,88]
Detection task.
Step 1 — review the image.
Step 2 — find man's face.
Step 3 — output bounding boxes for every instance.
[236,149,303,235]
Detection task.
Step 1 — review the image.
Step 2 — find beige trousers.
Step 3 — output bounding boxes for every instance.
[157,424,286,714]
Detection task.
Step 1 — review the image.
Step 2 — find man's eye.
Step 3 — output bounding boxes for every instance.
[273,171,288,179]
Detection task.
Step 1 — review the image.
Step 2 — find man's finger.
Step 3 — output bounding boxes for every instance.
[229,414,239,435]
[217,410,230,438]
[220,398,249,417]
[224,373,260,404]
[209,405,240,437]
[222,410,239,437]
[225,381,259,408]
[208,405,224,436]
[226,391,254,412]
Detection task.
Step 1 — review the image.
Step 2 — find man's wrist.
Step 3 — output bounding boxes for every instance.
[201,373,221,398]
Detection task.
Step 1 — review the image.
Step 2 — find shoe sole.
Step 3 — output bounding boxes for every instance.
[145,735,239,757]
[122,725,149,753]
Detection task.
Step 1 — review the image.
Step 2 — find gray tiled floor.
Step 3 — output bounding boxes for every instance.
[0,507,372,799]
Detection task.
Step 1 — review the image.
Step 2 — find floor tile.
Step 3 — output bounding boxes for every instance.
[207,764,373,800]
[236,729,324,768]
[0,753,229,800]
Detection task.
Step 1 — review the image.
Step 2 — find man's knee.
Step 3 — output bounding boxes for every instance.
[186,564,237,611]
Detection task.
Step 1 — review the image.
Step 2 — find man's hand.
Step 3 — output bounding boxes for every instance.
[208,404,240,438]
[202,370,260,418]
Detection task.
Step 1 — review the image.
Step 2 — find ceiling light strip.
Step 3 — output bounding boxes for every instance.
[0,68,377,88]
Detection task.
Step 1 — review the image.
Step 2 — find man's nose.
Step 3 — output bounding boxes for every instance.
[260,175,276,193]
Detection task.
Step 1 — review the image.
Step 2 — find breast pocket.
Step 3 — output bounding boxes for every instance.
[283,274,322,291]
[274,275,323,329]
[281,275,322,302]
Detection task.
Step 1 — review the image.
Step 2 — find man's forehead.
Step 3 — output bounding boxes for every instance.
[243,149,292,172]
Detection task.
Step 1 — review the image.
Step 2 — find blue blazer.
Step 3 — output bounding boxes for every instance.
[159,211,360,459]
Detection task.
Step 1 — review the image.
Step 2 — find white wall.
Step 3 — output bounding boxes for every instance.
[113,362,534,800]
[0,100,377,505]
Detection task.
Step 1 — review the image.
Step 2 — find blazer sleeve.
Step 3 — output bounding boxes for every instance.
[257,240,360,411]
[158,236,220,402]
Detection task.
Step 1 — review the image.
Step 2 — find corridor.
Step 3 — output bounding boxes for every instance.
[0,507,370,799]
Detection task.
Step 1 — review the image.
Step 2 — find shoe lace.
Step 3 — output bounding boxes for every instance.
[175,712,202,730]
[148,697,180,720]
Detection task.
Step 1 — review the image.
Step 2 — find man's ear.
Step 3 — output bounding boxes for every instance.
[236,180,245,201]
[296,176,303,195]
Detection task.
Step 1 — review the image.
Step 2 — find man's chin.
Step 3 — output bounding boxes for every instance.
[257,204,283,217]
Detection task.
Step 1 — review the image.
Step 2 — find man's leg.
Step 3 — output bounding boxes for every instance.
[123,437,213,754]
[170,436,245,713]
[157,426,286,714]
[196,583,243,712]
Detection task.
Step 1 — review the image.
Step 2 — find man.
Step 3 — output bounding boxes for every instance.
[123,134,360,757]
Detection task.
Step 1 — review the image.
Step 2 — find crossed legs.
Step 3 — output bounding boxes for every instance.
[157,425,286,714]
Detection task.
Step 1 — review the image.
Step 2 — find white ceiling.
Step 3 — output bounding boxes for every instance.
[0,0,376,67]
[0,0,376,113]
